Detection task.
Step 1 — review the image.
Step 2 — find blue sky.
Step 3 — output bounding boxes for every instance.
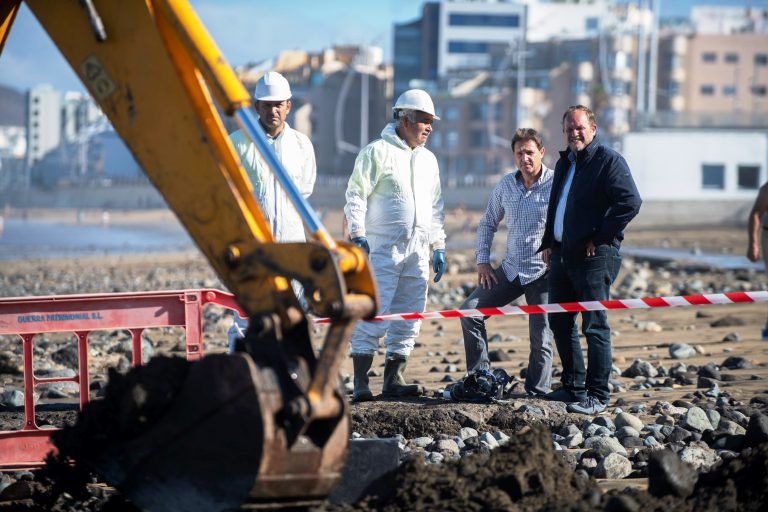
[0,0,761,93]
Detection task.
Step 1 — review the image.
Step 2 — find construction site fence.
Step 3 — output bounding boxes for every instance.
[0,289,243,470]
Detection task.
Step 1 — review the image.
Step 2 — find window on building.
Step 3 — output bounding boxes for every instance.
[444,106,459,121]
[700,84,715,96]
[752,85,767,96]
[430,131,442,149]
[448,41,489,54]
[446,129,459,147]
[702,52,717,63]
[701,164,725,189]
[452,156,466,174]
[738,165,760,189]
[723,85,737,96]
[492,102,503,121]
[448,14,520,27]
[724,53,739,64]
[471,102,488,120]
[668,82,680,96]
[471,129,487,147]
[470,155,486,173]
[585,17,599,31]
[755,53,768,66]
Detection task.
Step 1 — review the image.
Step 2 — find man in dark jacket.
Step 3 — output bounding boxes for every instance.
[539,105,642,414]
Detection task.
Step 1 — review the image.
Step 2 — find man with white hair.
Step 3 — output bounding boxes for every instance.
[344,89,447,401]
[227,71,317,350]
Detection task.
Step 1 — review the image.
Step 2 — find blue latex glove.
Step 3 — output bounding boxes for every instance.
[432,249,446,282]
[351,236,370,255]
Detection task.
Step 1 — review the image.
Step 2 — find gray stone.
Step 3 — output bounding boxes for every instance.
[565,432,584,449]
[561,424,581,437]
[745,413,768,448]
[425,451,444,464]
[680,442,720,471]
[669,343,697,360]
[434,439,460,456]
[579,456,598,469]
[667,426,691,443]
[615,412,644,432]
[698,363,722,380]
[655,414,675,426]
[593,426,613,437]
[718,419,746,436]
[595,453,633,479]
[592,416,616,431]
[479,432,499,449]
[710,316,746,328]
[704,383,721,398]
[681,407,714,433]
[584,436,628,458]
[621,436,644,449]
[616,426,640,440]
[0,390,24,408]
[644,436,661,447]
[458,427,478,441]
[705,409,721,430]
[721,356,754,370]
[583,423,603,438]
[648,449,698,498]
[492,431,510,445]
[622,359,658,378]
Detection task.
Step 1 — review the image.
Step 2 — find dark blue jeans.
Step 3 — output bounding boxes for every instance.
[548,244,621,403]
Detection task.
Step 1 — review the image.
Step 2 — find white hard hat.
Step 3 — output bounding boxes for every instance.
[393,89,440,120]
[253,71,292,102]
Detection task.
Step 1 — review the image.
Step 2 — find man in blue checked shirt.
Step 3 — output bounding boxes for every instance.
[458,128,554,398]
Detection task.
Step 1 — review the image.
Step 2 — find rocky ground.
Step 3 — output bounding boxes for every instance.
[1,214,768,510]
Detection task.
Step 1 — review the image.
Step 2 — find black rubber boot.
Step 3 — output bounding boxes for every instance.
[382,353,424,397]
[351,354,374,403]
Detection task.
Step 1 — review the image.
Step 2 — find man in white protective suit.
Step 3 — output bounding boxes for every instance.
[227,71,317,350]
[344,89,447,401]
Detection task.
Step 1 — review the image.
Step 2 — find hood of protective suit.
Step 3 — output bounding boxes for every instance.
[344,122,446,249]
[230,123,316,242]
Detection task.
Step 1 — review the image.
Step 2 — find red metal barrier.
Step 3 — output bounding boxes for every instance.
[0,289,244,470]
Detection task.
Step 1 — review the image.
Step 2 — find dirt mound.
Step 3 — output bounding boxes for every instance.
[617,442,768,512]
[319,430,768,512]
[320,426,599,511]
[350,399,561,438]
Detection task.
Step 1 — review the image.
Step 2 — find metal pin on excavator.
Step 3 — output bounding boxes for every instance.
[0,1,378,509]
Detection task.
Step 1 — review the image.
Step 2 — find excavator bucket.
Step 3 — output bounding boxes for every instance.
[52,314,349,511]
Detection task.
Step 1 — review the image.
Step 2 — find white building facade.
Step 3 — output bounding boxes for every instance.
[25,84,61,175]
[623,130,767,201]
[437,0,526,75]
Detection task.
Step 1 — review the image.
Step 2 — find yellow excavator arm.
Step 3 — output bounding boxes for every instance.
[1,0,378,509]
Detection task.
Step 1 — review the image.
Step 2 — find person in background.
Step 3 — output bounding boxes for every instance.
[458,128,554,399]
[227,71,317,351]
[746,181,768,339]
[538,105,642,415]
[344,89,446,401]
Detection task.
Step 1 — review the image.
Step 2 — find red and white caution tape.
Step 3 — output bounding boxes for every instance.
[315,291,768,324]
